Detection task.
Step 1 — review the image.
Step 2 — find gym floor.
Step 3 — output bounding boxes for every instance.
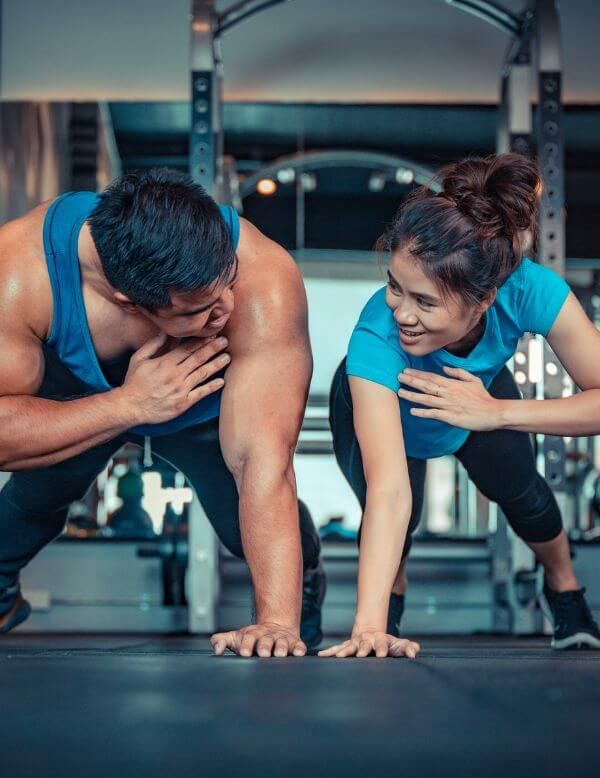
[1,634,597,777]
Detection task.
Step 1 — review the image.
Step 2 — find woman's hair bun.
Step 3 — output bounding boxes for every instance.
[439,153,540,243]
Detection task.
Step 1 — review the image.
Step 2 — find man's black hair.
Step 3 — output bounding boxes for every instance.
[88,168,236,310]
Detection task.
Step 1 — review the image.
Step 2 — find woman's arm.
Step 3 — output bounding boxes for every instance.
[399,293,600,436]
[319,377,420,659]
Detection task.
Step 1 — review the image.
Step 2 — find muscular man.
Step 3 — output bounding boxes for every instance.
[0,169,325,657]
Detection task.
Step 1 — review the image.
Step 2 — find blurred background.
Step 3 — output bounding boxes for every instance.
[2,0,600,636]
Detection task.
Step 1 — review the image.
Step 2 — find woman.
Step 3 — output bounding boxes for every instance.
[320,153,600,659]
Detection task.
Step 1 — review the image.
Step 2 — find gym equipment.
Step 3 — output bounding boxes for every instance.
[15,0,600,638]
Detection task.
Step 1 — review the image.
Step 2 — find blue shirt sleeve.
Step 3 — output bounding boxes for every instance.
[517,259,570,336]
[346,324,408,394]
[218,205,241,250]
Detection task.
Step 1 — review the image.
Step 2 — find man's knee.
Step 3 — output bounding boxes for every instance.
[1,478,73,525]
[0,486,69,534]
[299,500,321,569]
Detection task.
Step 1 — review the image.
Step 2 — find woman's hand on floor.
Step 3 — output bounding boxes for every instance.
[318,631,420,659]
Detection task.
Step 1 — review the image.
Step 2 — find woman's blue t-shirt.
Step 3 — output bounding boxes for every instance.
[346,259,570,460]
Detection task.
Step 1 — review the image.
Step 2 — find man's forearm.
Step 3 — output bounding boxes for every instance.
[497,389,600,436]
[236,457,303,630]
[0,389,135,470]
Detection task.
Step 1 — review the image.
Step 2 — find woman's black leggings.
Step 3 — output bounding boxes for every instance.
[329,359,563,558]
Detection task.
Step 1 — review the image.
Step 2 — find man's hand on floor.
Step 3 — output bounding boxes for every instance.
[211,623,307,658]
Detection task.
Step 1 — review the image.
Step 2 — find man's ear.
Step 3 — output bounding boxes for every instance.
[112,290,139,313]
[480,288,497,314]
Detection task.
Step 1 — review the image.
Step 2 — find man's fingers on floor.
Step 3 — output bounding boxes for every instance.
[293,641,307,657]
[210,631,232,655]
[274,638,289,657]
[257,636,274,657]
[240,633,257,657]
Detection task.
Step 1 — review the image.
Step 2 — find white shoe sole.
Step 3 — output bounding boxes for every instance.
[552,632,600,650]
[539,591,600,650]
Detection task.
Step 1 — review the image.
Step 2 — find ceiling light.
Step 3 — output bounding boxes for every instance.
[300,172,317,192]
[368,174,386,192]
[396,168,415,185]
[277,168,296,184]
[257,178,277,196]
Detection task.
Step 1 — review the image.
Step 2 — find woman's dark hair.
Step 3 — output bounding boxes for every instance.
[376,153,541,307]
[88,168,236,310]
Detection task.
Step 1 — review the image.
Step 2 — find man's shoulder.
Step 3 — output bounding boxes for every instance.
[232,218,307,344]
[0,202,54,340]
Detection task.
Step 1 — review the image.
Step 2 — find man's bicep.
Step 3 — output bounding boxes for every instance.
[0,329,45,397]
[218,341,312,476]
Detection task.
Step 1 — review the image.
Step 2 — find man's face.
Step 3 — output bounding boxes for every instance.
[143,261,238,339]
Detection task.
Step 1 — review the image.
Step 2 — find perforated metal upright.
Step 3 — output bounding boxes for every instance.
[190,0,224,198]
[68,102,100,192]
[187,0,222,634]
[497,11,533,158]
[493,0,567,632]
[534,0,568,496]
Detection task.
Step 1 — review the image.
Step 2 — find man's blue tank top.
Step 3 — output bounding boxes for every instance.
[42,191,240,437]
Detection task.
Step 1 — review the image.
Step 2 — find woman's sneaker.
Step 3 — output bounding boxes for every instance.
[387,593,405,637]
[539,583,600,650]
[0,586,31,634]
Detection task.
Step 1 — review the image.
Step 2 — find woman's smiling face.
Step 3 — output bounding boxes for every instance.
[385,248,488,356]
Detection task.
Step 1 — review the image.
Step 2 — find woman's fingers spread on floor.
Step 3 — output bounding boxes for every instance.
[389,639,421,659]
[318,643,344,657]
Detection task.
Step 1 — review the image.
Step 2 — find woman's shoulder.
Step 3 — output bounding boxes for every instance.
[495,258,540,303]
[357,286,390,326]
[497,257,569,305]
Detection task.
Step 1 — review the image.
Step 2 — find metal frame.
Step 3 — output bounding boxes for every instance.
[187,491,221,633]
[239,149,437,200]
[190,0,222,198]
[496,3,567,493]
[190,0,568,637]
[187,0,223,633]
[188,0,568,637]
[68,102,99,192]
[492,1,566,632]
[217,0,290,35]
[442,0,522,35]
[535,1,568,494]
[3,0,575,637]
[240,149,437,250]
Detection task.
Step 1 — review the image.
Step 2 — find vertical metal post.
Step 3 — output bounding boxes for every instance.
[497,15,534,156]
[296,175,305,252]
[493,1,566,635]
[190,0,223,198]
[535,0,567,495]
[187,0,221,633]
[68,102,99,192]
[187,492,220,633]
[493,9,540,633]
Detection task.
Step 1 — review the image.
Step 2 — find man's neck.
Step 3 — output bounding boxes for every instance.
[77,221,122,305]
